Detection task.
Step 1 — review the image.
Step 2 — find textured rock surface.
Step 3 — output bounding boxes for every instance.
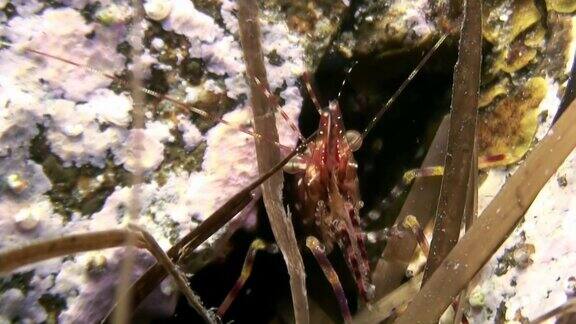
[0,0,304,321]
[467,2,576,322]
[471,147,576,322]
[1,0,576,322]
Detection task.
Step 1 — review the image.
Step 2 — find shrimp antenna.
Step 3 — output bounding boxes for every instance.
[253,76,305,142]
[301,59,357,116]
[0,40,295,152]
[361,34,448,139]
[337,60,358,102]
[302,71,324,115]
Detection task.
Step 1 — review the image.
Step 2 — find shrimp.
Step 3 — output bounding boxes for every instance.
[214,25,448,321]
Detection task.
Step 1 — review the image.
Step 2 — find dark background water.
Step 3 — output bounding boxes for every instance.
[155,41,457,323]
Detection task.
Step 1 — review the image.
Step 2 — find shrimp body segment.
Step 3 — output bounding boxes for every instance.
[295,100,373,301]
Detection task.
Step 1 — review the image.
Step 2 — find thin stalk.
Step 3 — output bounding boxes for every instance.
[354,273,424,324]
[237,0,309,323]
[102,134,314,322]
[130,225,215,323]
[372,116,449,298]
[0,230,136,273]
[0,227,215,323]
[424,0,482,283]
[362,35,447,139]
[395,98,576,324]
[113,2,146,323]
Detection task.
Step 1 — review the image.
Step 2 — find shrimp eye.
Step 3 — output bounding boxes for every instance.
[283,154,307,174]
[345,130,362,152]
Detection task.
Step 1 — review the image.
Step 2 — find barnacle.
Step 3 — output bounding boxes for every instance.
[5,173,28,194]
[144,0,173,21]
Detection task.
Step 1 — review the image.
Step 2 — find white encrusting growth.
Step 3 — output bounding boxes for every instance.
[90,89,134,127]
[0,0,306,322]
[44,92,133,167]
[4,8,125,101]
[114,128,165,173]
[471,147,576,322]
[471,78,576,322]
[178,116,203,150]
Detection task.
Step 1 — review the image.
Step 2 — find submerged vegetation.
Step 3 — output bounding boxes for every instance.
[0,0,575,323]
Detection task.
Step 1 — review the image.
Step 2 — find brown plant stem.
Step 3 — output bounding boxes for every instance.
[372,115,448,298]
[102,136,311,322]
[395,98,576,324]
[0,230,136,273]
[114,2,147,323]
[237,0,309,323]
[355,273,423,324]
[530,297,576,324]
[424,0,482,283]
[0,227,215,323]
[453,142,478,323]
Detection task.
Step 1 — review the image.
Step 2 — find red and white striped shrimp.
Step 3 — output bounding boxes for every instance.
[215,33,449,322]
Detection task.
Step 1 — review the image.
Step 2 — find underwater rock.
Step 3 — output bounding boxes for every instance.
[0,0,304,322]
[472,146,576,322]
[1,0,574,322]
[478,77,548,168]
[478,0,574,168]
[478,0,576,168]
[470,1,576,321]
[261,0,351,68]
[354,0,437,57]
[547,0,576,13]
